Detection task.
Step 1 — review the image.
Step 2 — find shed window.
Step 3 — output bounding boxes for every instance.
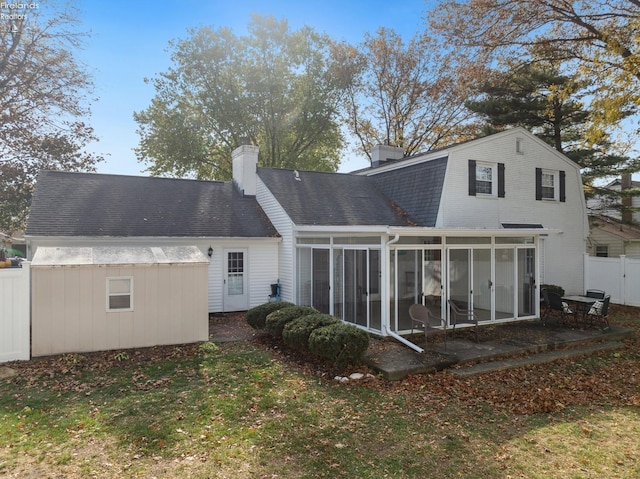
[107,277,133,311]
[595,245,609,257]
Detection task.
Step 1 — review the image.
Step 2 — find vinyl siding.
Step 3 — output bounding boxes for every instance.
[438,129,588,294]
[257,177,296,303]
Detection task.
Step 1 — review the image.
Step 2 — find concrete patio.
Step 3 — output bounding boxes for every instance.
[364,321,635,380]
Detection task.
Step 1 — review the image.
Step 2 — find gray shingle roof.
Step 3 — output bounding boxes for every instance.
[27,170,277,238]
[368,157,447,227]
[257,168,414,226]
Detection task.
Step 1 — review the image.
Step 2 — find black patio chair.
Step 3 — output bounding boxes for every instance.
[585,295,611,331]
[409,303,446,351]
[447,299,479,342]
[585,289,606,300]
[541,288,575,326]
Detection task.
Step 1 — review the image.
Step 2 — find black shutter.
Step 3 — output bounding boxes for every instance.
[535,168,542,200]
[559,170,566,202]
[468,160,476,196]
[498,163,505,198]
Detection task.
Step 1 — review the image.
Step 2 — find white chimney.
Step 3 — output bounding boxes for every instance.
[371,144,404,167]
[232,145,259,196]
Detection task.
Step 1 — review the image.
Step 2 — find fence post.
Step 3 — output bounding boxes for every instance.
[620,255,627,306]
[583,253,590,292]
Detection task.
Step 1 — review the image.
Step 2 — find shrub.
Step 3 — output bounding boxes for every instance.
[308,322,370,368]
[282,313,340,352]
[246,302,295,330]
[265,306,318,338]
[541,284,565,299]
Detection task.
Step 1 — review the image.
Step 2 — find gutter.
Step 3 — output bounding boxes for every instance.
[383,231,425,353]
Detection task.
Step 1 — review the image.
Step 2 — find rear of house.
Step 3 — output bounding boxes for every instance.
[248,128,588,351]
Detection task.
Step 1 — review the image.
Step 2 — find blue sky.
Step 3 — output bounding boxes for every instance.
[71,0,432,176]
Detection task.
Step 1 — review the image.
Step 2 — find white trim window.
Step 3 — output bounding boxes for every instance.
[107,276,133,311]
[536,168,566,202]
[541,170,557,200]
[468,160,505,197]
[476,163,494,195]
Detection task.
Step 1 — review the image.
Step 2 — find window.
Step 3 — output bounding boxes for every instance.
[107,277,133,311]
[536,168,566,202]
[468,160,505,197]
[227,252,244,295]
[476,164,493,194]
[595,245,609,257]
[541,171,556,200]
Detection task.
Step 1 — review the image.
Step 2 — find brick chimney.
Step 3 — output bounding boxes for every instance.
[621,173,632,223]
[232,145,259,196]
[371,144,404,167]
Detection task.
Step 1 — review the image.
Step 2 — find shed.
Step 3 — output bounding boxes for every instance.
[31,246,209,357]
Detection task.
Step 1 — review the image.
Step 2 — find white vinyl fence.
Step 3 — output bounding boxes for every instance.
[584,254,640,307]
[0,262,31,362]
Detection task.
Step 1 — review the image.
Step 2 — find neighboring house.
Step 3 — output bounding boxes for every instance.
[26,163,280,314]
[587,175,640,224]
[587,215,640,258]
[27,127,588,353]
[586,175,640,258]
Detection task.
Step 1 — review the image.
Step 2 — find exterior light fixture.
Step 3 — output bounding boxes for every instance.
[207,246,213,258]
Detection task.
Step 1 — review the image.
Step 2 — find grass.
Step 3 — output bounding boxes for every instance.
[1,308,640,478]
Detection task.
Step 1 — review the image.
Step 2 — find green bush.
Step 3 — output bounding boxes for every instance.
[308,322,370,368]
[282,313,340,352]
[246,302,295,330]
[265,306,318,338]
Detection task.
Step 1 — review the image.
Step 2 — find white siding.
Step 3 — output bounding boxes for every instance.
[439,129,588,294]
[257,177,296,303]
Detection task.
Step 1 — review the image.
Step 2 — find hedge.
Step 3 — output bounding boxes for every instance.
[246,302,295,330]
[265,306,318,338]
[308,322,370,368]
[282,313,340,352]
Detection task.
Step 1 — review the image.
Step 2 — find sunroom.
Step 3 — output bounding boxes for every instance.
[295,227,545,353]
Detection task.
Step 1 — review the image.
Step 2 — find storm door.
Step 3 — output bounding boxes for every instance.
[223,249,248,312]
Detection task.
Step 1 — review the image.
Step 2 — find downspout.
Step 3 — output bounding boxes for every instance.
[382,231,425,353]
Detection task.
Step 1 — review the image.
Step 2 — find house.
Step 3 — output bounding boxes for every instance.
[27,127,588,353]
[586,174,640,258]
[587,215,640,258]
[248,127,588,350]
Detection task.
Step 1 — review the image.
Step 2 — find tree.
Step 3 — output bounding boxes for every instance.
[135,16,352,180]
[342,28,478,161]
[465,62,633,183]
[0,1,101,233]
[428,0,640,143]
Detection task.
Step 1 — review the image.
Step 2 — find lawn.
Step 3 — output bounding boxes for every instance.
[1,306,639,478]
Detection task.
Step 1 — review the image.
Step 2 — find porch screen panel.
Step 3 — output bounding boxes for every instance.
[369,249,381,331]
[495,248,515,320]
[312,249,330,314]
[517,248,536,317]
[473,249,492,321]
[333,248,344,321]
[394,250,422,332]
[296,248,312,306]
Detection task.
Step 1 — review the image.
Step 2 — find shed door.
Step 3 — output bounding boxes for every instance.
[223,249,249,312]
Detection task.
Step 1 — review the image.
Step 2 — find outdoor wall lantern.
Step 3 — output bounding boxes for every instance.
[207,246,213,258]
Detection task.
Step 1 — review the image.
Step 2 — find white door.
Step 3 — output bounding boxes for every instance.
[223,249,249,312]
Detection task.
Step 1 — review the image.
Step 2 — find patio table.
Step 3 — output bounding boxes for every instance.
[561,295,598,325]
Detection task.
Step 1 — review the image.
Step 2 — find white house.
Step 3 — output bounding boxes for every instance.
[248,127,588,351]
[27,127,588,354]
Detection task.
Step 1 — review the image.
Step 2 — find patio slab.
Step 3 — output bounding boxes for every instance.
[364,323,635,380]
